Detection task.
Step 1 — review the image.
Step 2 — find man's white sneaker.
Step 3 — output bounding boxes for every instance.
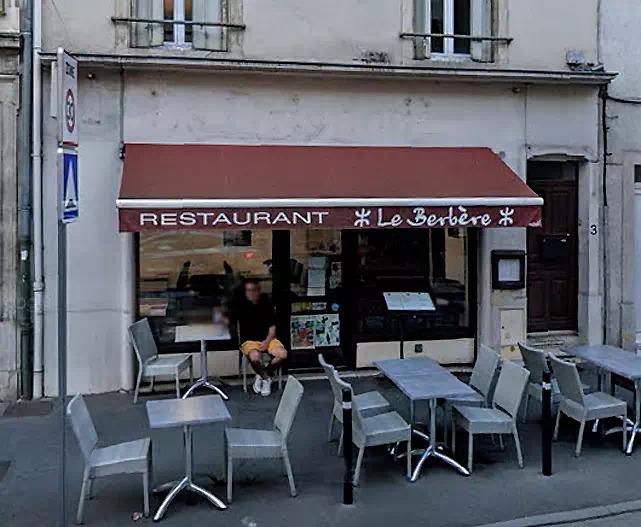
[253,375,263,394]
[261,377,272,397]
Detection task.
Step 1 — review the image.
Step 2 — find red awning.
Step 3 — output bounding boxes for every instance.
[118,144,542,231]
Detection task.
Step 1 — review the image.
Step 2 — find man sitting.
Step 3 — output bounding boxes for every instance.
[236,278,287,396]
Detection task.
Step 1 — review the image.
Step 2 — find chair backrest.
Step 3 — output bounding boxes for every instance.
[549,353,585,406]
[469,344,501,402]
[318,354,343,405]
[329,367,366,431]
[491,360,531,420]
[274,376,305,440]
[129,318,159,367]
[518,343,547,384]
[66,394,99,462]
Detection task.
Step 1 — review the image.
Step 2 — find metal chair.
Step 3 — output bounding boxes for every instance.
[330,368,411,486]
[67,394,152,524]
[550,353,628,457]
[519,343,592,422]
[452,360,530,473]
[129,318,193,404]
[318,353,391,455]
[224,376,304,503]
[237,323,283,392]
[444,344,501,444]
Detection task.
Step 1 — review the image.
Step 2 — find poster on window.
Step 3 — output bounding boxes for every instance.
[307,256,327,296]
[329,262,342,290]
[290,316,316,350]
[314,314,340,347]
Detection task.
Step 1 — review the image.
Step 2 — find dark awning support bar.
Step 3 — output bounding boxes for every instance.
[111,17,247,30]
[400,32,513,43]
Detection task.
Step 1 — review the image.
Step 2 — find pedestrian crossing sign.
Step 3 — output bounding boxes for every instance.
[60,150,79,223]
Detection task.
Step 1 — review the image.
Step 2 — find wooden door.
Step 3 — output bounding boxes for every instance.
[527,162,578,332]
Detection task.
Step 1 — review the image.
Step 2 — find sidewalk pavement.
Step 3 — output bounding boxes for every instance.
[477,501,641,527]
[1,375,641,527]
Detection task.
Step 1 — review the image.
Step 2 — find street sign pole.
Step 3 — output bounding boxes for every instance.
[57,215,67,527]
[56,46,78,527]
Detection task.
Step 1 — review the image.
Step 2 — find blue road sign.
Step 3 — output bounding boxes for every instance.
[61,150,79,223]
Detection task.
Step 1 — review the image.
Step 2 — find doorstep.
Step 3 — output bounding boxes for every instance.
[527,331,579,355]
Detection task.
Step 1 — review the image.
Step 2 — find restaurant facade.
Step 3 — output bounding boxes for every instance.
[31,0,612,396]
[36,69,609,396]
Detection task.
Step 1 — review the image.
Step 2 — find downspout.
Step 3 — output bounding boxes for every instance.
[18,0,33,399]
[600,85,610,346]
[32,0,44,398]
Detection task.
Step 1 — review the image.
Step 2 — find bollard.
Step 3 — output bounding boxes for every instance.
[342,387,354,504]
[542,368,553,476]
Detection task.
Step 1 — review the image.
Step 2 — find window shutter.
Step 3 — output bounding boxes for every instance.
[193,0,224,51]
[470,0,492,62]
[132,0,164,48]
[413,0,430,60]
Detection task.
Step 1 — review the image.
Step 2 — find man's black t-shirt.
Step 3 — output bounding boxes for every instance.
[237,294,276,342]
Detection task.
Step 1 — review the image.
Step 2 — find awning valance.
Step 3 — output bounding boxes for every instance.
[117,144,542,232]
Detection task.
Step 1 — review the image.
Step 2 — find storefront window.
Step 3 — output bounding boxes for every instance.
[354,229,473,341]
[138,231,273,352]
[289,231,343,363]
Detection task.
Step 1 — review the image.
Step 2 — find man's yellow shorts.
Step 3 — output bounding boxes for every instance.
[241,339,286,357]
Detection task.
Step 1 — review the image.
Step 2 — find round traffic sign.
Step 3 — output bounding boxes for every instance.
[65,88,76,134]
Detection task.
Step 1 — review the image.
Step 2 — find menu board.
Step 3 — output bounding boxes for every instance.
[383,292,436,312]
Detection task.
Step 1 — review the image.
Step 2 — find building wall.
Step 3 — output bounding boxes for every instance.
[0,0,21,399]
[40,67,601,395]
[41,0,598,72]
[600,0,641,351]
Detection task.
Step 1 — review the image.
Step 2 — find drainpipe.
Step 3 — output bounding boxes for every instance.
[18,0,34,399]
[32,0,44,399]
[600,85,610,346]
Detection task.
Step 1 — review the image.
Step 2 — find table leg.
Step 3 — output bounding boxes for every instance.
[410,399,469,482]
[625,382,641,455]
[183,341,229,400]
[153,426,227,522]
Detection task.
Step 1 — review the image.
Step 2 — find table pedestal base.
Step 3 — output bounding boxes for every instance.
[182,340,229,400]
[410,445,469,482]
[153,425,226,522]
[183,379,228,400]
[604,418,640,455]
[154,477,226,522]
[390,427,470,480]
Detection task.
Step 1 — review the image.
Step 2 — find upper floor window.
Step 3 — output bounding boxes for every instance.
[412,0,497,62]
[129,0,240,51]
[163,0,194,46]
[430,0,471,55]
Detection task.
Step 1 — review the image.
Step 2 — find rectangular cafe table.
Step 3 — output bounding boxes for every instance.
[374,357,478,480]
[176,323,231,400]
[147,395,231,521]
[563,345,641,455]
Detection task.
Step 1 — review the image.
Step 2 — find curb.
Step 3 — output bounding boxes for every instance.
[474,500,641,527]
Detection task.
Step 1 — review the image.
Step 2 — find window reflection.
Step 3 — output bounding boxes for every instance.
[355,229,470,341]
[139,231,273,350]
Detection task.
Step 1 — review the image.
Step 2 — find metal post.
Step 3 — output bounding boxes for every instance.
[542,368,552,476]
[342,387,353,505]
[399,315,405,360]
[58,222,67,525]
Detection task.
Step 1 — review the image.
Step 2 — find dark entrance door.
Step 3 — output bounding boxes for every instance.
[527,161,578,332]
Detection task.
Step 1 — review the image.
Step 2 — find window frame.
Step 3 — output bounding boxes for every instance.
[164,0,191,48]
[428,0,471,57]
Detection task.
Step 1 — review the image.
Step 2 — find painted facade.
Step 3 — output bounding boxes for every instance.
[32,0,610,395]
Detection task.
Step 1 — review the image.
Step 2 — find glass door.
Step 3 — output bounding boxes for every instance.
[288,230,344,368]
